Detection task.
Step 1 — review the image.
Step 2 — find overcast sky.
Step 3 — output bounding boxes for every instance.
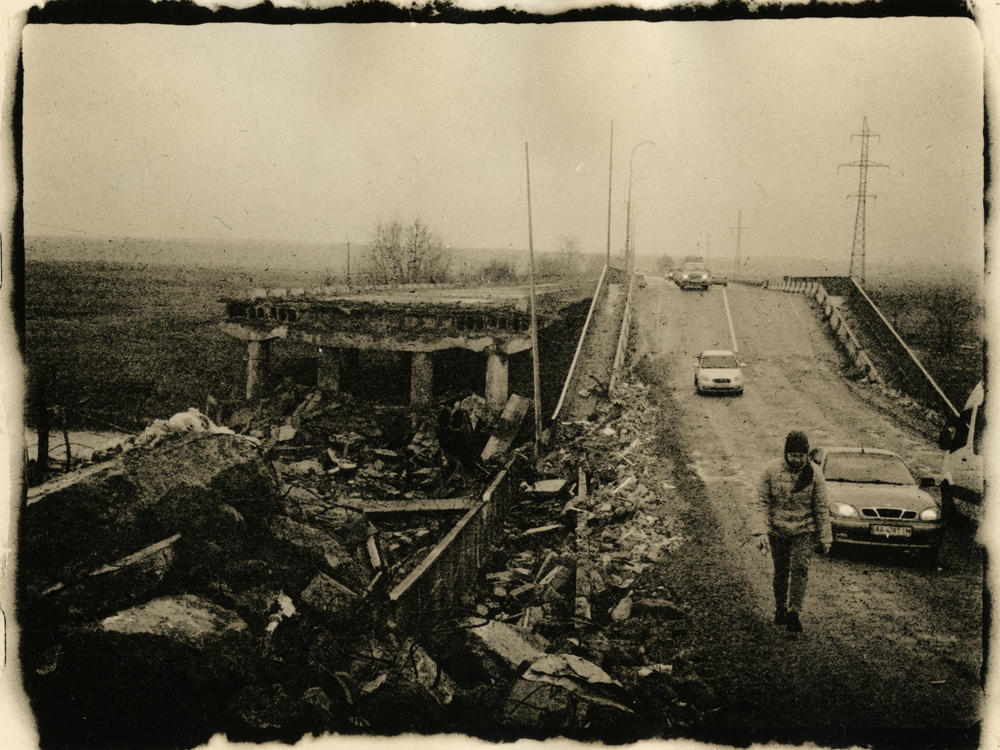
[21,18,984,270]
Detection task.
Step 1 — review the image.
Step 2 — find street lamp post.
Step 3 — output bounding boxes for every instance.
[625,140,654,277]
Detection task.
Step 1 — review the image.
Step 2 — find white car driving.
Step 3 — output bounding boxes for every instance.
[694,350,744,395]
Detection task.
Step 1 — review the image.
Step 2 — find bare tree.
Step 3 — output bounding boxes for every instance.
[538,235,583,277]
[365,219,452,285]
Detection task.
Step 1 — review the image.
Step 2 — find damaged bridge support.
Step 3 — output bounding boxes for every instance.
[246,338,273,401]
[485,350,510,413]
[222,301,536,410]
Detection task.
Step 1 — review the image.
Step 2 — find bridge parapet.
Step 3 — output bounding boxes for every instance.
[767,275,958,418]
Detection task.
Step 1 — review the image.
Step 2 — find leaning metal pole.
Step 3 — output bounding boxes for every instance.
[524,142,543,459]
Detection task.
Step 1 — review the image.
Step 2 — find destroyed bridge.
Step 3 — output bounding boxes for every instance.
[219,282,591,412]
[21,268,963,746]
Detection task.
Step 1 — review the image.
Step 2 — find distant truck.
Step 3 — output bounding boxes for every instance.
[937,380,984,521]
[678,261,710,290]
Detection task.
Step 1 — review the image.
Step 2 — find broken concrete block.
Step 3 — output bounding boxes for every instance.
[286,459,326,476]
[454,617,548,680]
[45,594,253,748]
[503,653,633,732]
[510,583,536,601]
[399,640,457,706]
[610,593,633,622]
[524,478,569,496]
[22,432,278,594]
[32,534,181,625]
[275,424,297,443]
[300,573,359,625]
[268,515,367,590]
[481,394,530,462]
[634,597,686,619]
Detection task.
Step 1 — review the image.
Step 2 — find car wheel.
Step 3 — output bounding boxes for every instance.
[919,545,941,569]
[736,388,744,396]
[940,482,955,521]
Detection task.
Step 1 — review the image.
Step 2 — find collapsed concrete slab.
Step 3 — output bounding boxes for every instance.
[22,432,279,595]
[33,594,253,748]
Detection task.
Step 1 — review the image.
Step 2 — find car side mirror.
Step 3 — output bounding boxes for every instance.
[919,476,937,489]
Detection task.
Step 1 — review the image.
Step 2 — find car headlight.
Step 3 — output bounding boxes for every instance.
[830,503,858,517]
[682,274,689,280]
[920,508,940,521]
[701,274,708,280]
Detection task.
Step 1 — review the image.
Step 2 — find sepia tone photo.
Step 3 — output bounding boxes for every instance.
[2,2,993,749]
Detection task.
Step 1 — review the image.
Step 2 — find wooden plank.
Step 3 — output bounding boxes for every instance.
[337,497,472,515]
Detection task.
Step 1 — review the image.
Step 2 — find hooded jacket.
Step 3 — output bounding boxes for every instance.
[755,458,833,543]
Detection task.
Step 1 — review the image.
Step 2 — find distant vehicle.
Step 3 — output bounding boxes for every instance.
[709,272,728,286]
[694,349,744,395]
[937,380,984,521]
[635,271,647,288]
[678,262,710,290]
[811,446,943,565]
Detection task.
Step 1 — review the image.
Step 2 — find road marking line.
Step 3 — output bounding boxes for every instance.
[722,286,738,353]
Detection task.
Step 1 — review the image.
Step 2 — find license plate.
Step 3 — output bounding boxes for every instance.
[871,524,912,538]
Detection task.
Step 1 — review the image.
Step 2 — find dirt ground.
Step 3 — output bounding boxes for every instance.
[617,277,985,748]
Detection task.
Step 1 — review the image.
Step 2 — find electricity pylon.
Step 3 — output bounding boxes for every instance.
[839,117,888,285]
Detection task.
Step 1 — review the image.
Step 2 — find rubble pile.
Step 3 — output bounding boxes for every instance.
[20,373,718,744]
[365,378,715,740]
[18,384,517,747]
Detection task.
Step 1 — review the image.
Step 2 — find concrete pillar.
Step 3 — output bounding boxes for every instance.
[246,339,271,400]
[485,351,509,413]
[410,351,433,407]
[317,347,343,394]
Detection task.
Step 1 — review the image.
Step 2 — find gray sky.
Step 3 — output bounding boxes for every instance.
[22,18,985,269]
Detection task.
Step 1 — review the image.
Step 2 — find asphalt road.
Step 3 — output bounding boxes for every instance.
[630,276,984,747]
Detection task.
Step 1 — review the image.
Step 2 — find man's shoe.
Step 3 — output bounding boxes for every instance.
[786,611,803,632]
[774,607,787,626]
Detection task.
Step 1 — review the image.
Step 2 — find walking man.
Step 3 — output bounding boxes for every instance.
[752,430,832,632]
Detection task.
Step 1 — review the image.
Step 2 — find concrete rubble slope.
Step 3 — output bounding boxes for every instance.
[15,382,557,745]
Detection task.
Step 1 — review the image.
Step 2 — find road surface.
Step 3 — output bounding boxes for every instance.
[629,276,984,747]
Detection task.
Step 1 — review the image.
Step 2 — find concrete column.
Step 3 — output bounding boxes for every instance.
[246,339,271,400]
[317,347,343,394]
[410,351,433,407]
[485,351,509,413]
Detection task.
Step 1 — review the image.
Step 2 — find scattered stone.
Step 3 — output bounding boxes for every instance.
[634,597,686,619]
[610,593,633,622]
[523,478,569,496]
[455,617,548,679]
[300,573,359,626]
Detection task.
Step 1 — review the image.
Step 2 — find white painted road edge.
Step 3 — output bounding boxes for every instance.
[722,286,739,353]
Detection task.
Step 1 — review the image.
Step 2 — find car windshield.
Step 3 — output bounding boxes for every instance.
[823,453,914,485]
[700,355,738,369]
[683,264,704,271]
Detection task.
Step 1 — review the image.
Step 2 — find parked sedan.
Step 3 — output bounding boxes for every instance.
[694,350,744,395]
[810,446,943,564]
